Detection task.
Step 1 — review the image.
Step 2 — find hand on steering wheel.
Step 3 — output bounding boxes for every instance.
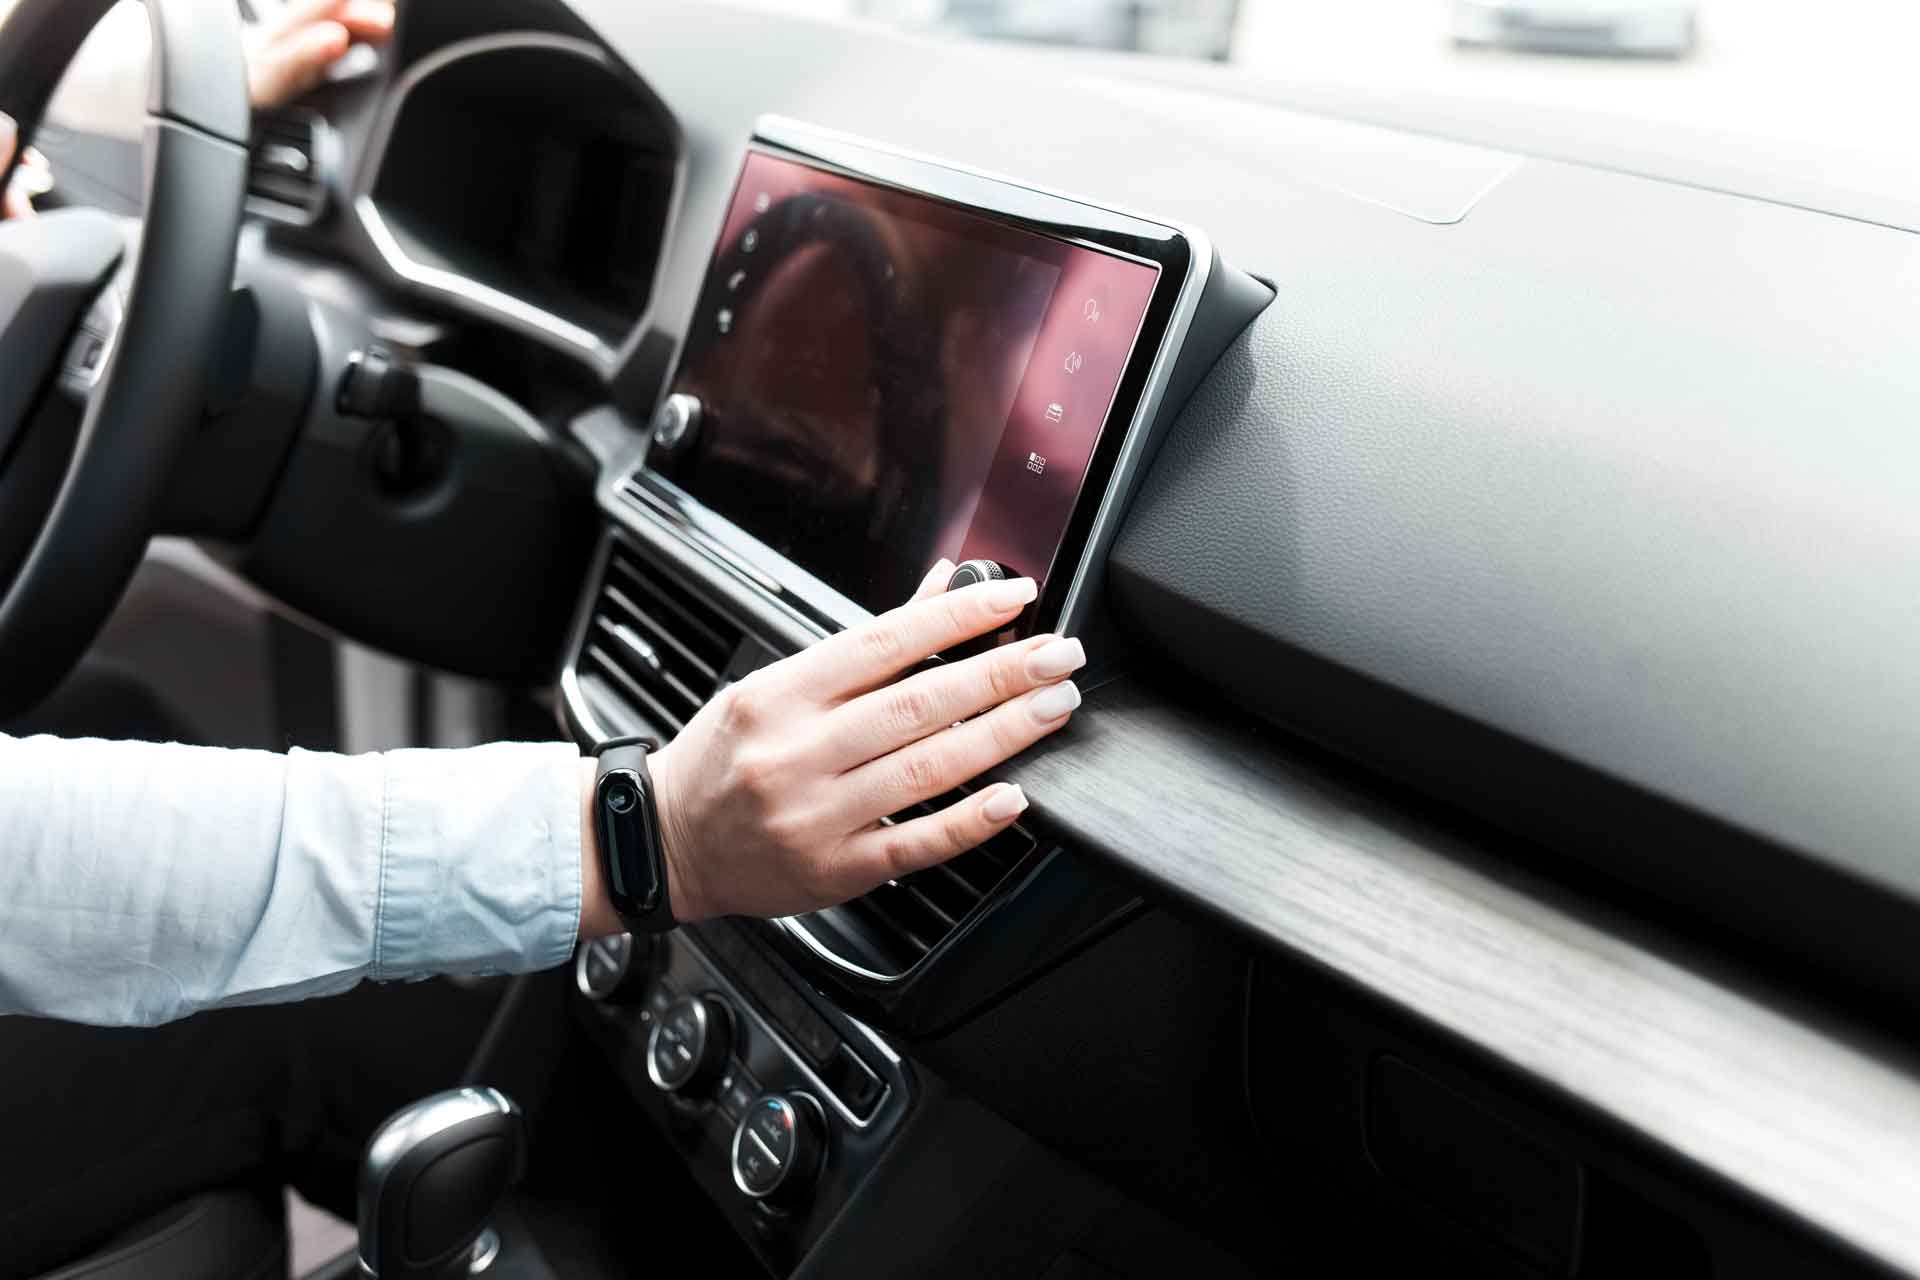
[0,114,48,219]
[1,0,395,225]
[612,562,1087,928]
[247,0,395,111]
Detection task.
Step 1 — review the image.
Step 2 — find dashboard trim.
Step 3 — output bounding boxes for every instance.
[350,32,629,370]
[1000,679,1920,1278]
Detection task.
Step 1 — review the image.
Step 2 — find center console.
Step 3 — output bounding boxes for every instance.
[556,118,1270,1272]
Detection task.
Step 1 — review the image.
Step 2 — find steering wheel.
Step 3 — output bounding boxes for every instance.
[0,0,248,718]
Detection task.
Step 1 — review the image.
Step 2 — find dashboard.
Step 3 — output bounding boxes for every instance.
[49,0,1920,1274]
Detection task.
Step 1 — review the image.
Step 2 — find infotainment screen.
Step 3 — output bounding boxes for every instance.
[646,129,1199,638]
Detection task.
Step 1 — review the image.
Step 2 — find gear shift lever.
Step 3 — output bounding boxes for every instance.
[357,1087,525,1279]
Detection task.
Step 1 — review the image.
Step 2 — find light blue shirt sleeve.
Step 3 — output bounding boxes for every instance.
[0,735,584,1027]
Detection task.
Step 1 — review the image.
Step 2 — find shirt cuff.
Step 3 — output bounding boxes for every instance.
[370,741,584,981]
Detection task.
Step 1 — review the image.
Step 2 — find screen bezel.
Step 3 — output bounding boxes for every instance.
[628,116,1212,643]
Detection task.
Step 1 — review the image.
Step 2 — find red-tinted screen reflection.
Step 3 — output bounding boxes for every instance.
[658,151,1159,613]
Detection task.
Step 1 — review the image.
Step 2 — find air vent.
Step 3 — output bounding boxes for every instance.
[246,109,328,225]
[797,795,1038,977]
[576,542,743,735]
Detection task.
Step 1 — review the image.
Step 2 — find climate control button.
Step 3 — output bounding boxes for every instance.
[574,933,651,1004]
[646,994,732,1096]
[730,1093,825,1206]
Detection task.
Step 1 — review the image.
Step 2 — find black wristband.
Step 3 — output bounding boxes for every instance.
[592,736,675,934]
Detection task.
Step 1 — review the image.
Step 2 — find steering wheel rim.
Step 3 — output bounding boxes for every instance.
[0,0,249,718]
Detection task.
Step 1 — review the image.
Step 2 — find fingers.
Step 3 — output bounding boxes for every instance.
[909,558,955,604]
[267,0,392,40]
[1,116,44,221]
[818,633,1085,771]
[250,20,351,109]
[336,0,397,43]
[778,576,1037,702]
[250,1,394,110]
[840,783,1030,885]
[270,0,349,33]
[838,679,1080,823]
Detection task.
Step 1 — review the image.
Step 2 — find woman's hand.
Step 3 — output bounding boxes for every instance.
[585,562,1087,931]
[0,115,49,220]
[247,0,395,110]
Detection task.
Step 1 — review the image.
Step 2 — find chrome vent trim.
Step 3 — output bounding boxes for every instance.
[246,108,330,226]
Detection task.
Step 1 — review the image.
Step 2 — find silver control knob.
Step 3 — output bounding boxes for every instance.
[731,1093,826,1207]
[646,994,732,1096]
[650,392,701,454]
[946,559,1008,591]
[574,933,650,1004]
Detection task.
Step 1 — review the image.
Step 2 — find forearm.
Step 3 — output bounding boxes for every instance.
[0,734,586,1027]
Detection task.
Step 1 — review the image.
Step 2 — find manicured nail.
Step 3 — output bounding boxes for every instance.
[929,557,954,580]
[1028,679,1081,722]
[986,577,1038,611]
[1026,636,1086,681]
[981,783,1028,822]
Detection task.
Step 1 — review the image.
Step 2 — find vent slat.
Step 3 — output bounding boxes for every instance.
[912,862,987,918]
[847,888,941,958]
[892,878,960,931]
[583,646,690,733]
[608,554,733,662]
[590,619,706,714]
[576,542,743,741]
[600,585,719,683]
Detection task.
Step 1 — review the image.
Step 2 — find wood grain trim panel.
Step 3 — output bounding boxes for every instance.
[1002,677,1920,1275]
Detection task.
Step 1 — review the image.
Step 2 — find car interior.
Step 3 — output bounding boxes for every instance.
[3,0,1918,1276]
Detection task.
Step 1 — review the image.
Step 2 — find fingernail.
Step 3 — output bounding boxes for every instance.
[981,784,1028,822]
[986,577,1038,611]
[1028,680,1081,723]
[1026,636,1086,681]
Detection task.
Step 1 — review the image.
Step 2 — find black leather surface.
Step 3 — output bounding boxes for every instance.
[36,1190,284,1280]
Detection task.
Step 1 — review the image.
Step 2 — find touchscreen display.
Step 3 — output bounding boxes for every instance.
[654,150,1161,616]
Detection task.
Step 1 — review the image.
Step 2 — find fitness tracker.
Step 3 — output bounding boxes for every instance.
[592,736,676,933]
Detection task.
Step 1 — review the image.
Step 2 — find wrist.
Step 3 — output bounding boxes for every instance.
[577,758,624,939]
[647,741,705,924]
[577,745,702,940]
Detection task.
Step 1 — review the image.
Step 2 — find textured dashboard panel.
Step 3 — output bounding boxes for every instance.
[1110,158,1920,948]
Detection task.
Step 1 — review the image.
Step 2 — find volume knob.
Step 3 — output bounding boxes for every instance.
[946,559,1008,591]
[650,393,702,454]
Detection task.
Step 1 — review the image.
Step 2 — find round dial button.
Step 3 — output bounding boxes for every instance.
[574,933,650,1004]
[946,559,1008,591]
[730,1094,825,1206]
[646,995,732,1096]
[650,393,702,454]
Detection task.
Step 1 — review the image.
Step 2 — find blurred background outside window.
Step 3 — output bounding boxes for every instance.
[736,0,1918,167]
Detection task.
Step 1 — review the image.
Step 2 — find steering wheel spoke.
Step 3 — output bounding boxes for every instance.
[0,0,248,717]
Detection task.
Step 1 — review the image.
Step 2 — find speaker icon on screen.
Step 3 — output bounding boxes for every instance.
[1063,351,1083,375]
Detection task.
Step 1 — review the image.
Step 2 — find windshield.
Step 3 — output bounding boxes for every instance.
[752,1,1916,168]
